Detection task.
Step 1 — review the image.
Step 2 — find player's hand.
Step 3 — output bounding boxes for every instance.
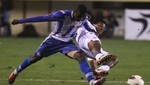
[12,19,20,25]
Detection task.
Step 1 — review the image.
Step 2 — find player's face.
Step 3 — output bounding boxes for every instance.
[94,22,106,35]
[73,11,85,21]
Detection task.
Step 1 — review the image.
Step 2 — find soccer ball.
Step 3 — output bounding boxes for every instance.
[127,75,144,85]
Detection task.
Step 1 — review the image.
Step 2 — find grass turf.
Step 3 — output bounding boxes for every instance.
[0,37,150,85]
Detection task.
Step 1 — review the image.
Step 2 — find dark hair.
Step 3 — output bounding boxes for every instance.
[76,4,87,15]
[93,19,106,25]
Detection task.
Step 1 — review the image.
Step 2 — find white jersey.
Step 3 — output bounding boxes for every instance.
[76,20,109,59]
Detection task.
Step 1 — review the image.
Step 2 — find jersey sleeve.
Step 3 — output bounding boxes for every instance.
[82,20,97,32]
[19,10,65,23]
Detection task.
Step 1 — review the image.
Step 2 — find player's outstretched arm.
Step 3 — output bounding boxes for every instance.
[11,15,59,25]
[11,15,51,25]
[11,11,64,25]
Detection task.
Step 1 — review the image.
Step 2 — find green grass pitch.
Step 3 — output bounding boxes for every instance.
[0,37,150,85]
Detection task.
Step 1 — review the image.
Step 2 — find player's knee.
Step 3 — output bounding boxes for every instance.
[88,40,101,51]
[74,52,85,62]
[29,56,43,64]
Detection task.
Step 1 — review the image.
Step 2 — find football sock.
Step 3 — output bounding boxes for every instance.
[97,65,110,71]
[16,57,31,73]
[93,51,103,60]
[79,59,94,82]
[95,53,103,61]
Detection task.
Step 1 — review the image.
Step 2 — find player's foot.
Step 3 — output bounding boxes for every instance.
[94,69,109,77]
[91,78,106,85]
[97,54,118,68]
[97,54,112,65]
[107,55,119,68]
[8,69,18,84]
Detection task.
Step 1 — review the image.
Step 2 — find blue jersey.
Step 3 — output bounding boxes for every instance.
[19,10,90,42]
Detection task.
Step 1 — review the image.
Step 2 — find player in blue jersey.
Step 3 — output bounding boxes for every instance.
[8,4,105,85]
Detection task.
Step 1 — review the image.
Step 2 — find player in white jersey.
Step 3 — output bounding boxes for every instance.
[76,20,118,79]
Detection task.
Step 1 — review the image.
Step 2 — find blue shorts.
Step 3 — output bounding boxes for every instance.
[34,37,79,58]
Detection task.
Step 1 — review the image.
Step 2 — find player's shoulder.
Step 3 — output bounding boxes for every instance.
[51,10,71,16]
[59,10,73,18]
[57,10,72,14]
[53,10,72,17]
[63,10,73,12]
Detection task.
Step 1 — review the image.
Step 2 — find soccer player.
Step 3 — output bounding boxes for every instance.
[8,5,105,85]
[76,19,119,79]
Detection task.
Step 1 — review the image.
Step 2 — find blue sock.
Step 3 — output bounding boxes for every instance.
[16,57,31,73]
[79,59,94,82]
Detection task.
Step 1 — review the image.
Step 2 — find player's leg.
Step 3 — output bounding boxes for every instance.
[68,51,106,85]
[89,41,119,68]
[61,42,105,85]
[68,51,94,81]
[78,32,110,66]
[88,40,119,75]
[8,55,43,84]
[77,32,110,78]
[87,58,109,79]
[88,40,104,62]
[8,37,62,84]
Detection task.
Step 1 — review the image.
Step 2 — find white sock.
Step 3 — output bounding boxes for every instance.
[95,53,103,61]
[97,65,110,71]
[14,69,18,75]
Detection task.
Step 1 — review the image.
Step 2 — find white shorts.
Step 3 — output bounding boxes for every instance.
[78,32,100,58]
[78,32,109,60]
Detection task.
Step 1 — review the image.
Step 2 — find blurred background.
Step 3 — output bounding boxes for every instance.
[0,0,150,40]
[0,0,150,85]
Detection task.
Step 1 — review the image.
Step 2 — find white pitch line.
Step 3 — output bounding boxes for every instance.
[1,78,150,83]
